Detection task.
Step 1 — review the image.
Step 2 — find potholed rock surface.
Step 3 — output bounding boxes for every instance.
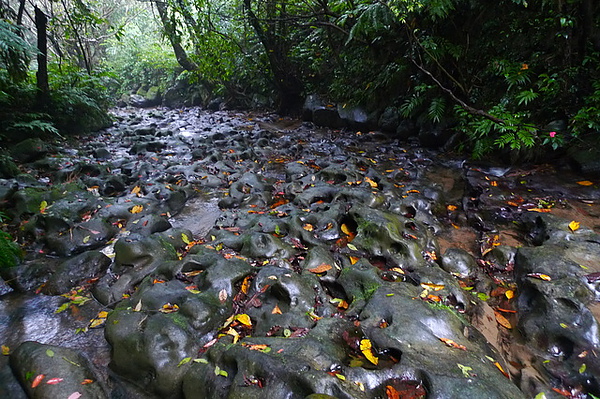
[0,107,599,398]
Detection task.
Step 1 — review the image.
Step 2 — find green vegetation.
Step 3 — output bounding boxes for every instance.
[1,0,599,159]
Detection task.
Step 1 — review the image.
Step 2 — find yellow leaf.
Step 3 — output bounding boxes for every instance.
[347,243,358,251]
[577,180,594,186]
[40,200,48,214]
[1,345,9,356]
[131,186,141,195]
[349,256,360,265]
[359,339,378,365]
[505,290,514,300]
[341,224,352,236]
[364,176,378,188]
[272,304,282,314]
[235,313,252,327]
[130,205,144,214]
[159,303,179,313]
[569,221,580,232]
[494,311,512,329]
[82,235,90,244]
[420,283,445,291]
[308,263,332,274]
[303,223,314,231]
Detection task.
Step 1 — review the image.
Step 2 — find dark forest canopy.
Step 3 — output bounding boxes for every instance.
[0,0,599,159]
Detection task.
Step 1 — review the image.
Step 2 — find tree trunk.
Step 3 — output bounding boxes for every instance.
[154,1,198,71]
[35,6,50,111]
[243,0,304,114]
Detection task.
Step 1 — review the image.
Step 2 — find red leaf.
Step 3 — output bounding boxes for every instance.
[46,377,64,385]
[31,374,45,388]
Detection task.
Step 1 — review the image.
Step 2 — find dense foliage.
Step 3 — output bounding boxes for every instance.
[0,0,599,157]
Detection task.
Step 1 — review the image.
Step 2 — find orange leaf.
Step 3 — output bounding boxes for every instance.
[527,208,551,213]
[32,374,45,388]
[386,385,400,399]
[308,263,332,274]
[240,276,251,295]
[446,204,458,211]
[439,337,467,350]
[272,304,282,314]
[81,379,94,385]
[494,311,512,329]
[303,223,314,232]
[527,273,551,281]
[577,180,594,186]
[494,362,509,378]
[349,256,360,265]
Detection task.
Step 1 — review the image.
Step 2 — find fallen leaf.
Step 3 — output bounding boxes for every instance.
[134,300,142,312]
[494,311,512,329]
[177,357,192,367]
[447,204,458,211]
[219,289,228,303]
[577,180,594,186]
[386,385,400,399]
[457,363,473,378]
[131,186,141,195]
[527,208,552,213]
[46,349,54,357]
[82,235,90,244]
[505,290,514,299]
[349,256,360,265]
[494,361,509,378]
[364,176,378,188]
[359,339,378,365]
[235,313,252,327]
[439,337,467,350]
[420,283,445,291]
[159,303,179,313]
[303,223,314,232]
[32,374,45,388]
[68,393,82,399]
[347,243,358,251]
[46,377,64,385]
[272,304,282,314]
[568,221,580,232]
[181,233,191,245]
[527,273,551,281]
[1,345,9,355]
[129,205,144,214]
[240,276,251,295]
[81,379,94,385]
[308,263,332,274]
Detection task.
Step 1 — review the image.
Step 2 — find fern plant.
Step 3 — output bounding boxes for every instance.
[0,232,21,269]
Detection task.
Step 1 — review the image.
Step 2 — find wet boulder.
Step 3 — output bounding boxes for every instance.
[10,138,51,163]
[42,251,111,295]
[9,341,108,398]
[441,247,479,278]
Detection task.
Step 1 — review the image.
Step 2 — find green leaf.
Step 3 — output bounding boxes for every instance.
[534,393,547,399]
[579,363,586,374]
[46,349,55,357]
[347,243,358,251]
[55,302,69,314]
[457,363,473,378]
[181,233,190,245]
[193,358,208,364]
[177,357,191,367]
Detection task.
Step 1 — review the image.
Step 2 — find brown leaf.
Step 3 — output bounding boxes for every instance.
[494,311,512,329]
[308,263,332,274]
